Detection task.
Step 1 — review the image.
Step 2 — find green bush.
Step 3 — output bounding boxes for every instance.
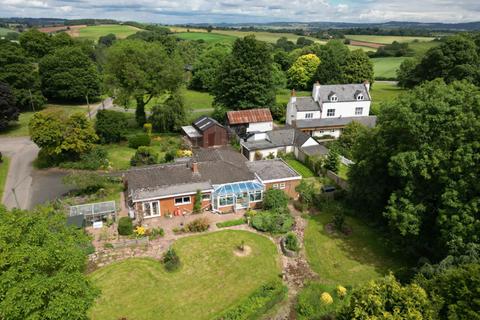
[128,133,151,149]
[95,110,128,143]
[148,227,165,240]
[59,146,109,170]
[285,232,299,252]
[193,190,202,214]
[164,150,175,162]
[216,280,287,320]
[62,172,110,194]
[185,217,210,232]
[216,218,247,228]
[163,247,180,271]
[251,210,294,234]
[117,217,133,236]
[130,146,158,166]
[296,180,316,208]
[296,282,351,320]
[263,189,289,210]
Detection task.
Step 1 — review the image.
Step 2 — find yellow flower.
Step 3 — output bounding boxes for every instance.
[134,226,146,236]
[177,149,193,157]
[336,285,347,298]
[320,292,333,305]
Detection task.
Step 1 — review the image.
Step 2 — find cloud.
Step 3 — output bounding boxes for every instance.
[0,0,478,24]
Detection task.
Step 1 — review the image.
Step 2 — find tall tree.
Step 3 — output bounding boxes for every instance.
[286,53,321,90]
[213,35,276,109]
[190,43,230,91]
[0,41,46,111]
[314,40,350,84]
[349,79,480,261]
[341,49,374,84]
[0,82,19,130]
[104,40,184,126]
[149,93,187,132]
[19,29,52,59]
[39,46,101,102]
[0,205,99,320]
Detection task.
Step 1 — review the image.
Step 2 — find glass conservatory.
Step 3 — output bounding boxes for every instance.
[212,181,264,211]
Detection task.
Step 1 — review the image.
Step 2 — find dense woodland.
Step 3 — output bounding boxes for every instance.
[0,24,479,319]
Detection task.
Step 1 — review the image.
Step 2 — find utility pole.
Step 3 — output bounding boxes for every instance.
[28,89,35,112]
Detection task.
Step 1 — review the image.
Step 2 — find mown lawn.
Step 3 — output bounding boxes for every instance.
[176,32,237,43]
[0,156,10,201]
[77,24,141,41]
[304,205,406,286]
[0,104,88,137]
[370,82,406,114]
[345,35,435,44]
[0,27,16,36]
[285,159,314,178]
[89,230,280,320]
[371,57,406,79]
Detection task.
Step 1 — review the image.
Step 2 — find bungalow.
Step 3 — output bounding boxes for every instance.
[181,116,228,148]
[124,147,301,221]
[240,127,329,162]
[227,108,273,137]
[286,81,377,138]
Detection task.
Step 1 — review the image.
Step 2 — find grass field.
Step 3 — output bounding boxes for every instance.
[285,159,315,178]
[0,157,10,201]
[370,82,406,114]
[77,24,141,41]
[176,32,237,43]
[89,230,280,320]
[0,104,88,137]
[346,35,435,44]
[304,204,406,286]
[0,27,16,36]
[371,57,406,79]
[409,40,441,56]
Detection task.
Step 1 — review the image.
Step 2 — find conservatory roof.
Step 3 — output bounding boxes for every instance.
[213,181,264,196]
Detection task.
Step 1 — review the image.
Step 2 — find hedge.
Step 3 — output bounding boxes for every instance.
[216,218,246,228]
[216,280,287,320]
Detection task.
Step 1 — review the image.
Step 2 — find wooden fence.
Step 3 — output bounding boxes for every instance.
[326,170,349,190]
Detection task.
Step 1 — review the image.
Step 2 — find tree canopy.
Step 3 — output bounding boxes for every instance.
[149,93,187,132]
[348,79,480,261]
[0,82,19,130]
[213,35,276,109]
[190,43,230,91]
[39,46,101,102]
[286,53,321,90]
[0,41,46,111]
[0,205,98,320]
[104,40,184,126]
[19,29,53,59]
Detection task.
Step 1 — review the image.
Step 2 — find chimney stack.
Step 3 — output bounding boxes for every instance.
[363,80,370,92]
[312,81,321,102]
[290,89,296,104]
[191,161,199,174]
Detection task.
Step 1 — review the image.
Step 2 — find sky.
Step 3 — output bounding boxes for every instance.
[1,0,479,24]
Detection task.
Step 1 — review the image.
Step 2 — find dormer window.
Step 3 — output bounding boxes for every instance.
[356,94,364,101]
[330,95,338,102]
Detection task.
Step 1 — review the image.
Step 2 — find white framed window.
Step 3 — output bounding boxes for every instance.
[174,196,191,205]
[272,184,278,189]
[305,112,313,119]
[279,183,286,190]
[327,109,335,117]
[319,130,324,134]
[356,94,364,101]
[143,201,160,217]
[249,190,263,202]
[355,107,363,115]
[201,193,210,201]
[331,129,335,133]
[219,195,234,207]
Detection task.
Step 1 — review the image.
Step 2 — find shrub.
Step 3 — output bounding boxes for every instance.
[285,232,299,252]
[62,172,110,194]
[60,145,109,170]
[333,212,346,232]
[185,217,210,232]
[147,227,164,240]
[251,210,294,233]
[163,247,180,271]
[193,190,202,214]
[336,285,347,298]
[143,123,152,136]
[263,189,289,211]
[216,218,246,228]
[134,226,146,238]
[117,217,133,236]
[324,149,340,173]
[128,133,151,149]
[95,110,128,143]
[130,146,158,166]
[297,283,351,320]
[216,280,287,320]
[296,180,316,208]
[321,292,333,305]
[164,150,175,162]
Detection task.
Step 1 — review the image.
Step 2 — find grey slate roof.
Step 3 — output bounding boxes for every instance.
[241,128,312,151]
[295,116,377,129]
[317,84,371,103]
[247,159,301,182]
[293,97,321,112]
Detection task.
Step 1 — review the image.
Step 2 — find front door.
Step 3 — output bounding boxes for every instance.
[208,133,215,146]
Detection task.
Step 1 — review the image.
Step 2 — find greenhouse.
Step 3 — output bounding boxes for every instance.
[212,181,264,211]
[68,201,117,227]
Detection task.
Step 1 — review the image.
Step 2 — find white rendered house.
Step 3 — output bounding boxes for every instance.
[286,81,377,138]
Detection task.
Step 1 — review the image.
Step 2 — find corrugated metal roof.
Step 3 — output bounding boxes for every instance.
[227,108,273,125]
